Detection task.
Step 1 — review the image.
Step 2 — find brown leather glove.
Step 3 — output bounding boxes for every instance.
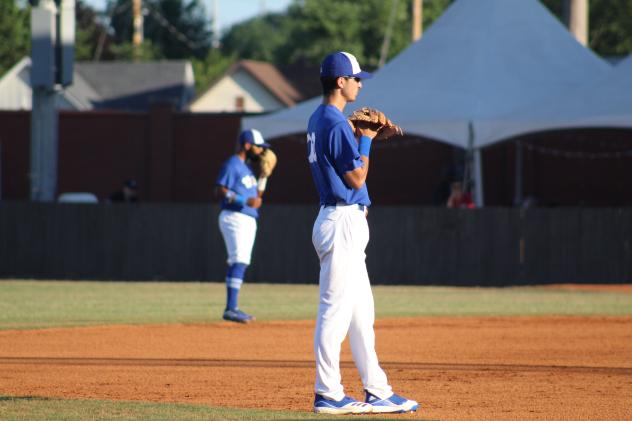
[348,107,403,141]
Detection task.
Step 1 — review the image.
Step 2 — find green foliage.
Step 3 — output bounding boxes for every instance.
[109,0,211,60]
[221,13,290,63]
[218,0,452,71]
[0,0,30,76]
[191,48,234,92]
[219,0,453,70]
[109,40,161,60]
[422,0,453,27]
[589,0,632,56]
[75,0,116,60]
[220,0,632,70]
[540,0,632,57]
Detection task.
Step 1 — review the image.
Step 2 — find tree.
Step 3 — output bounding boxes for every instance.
[0,0,30,76]
[220,0,632,70]
[221,13,289,63]
[75,0,117,60]
[588,0,632,56]
[220,0,452,70]
[108,0,212,60]
[540,0,632,57]
[109,40,160,60]
[191,48,233,92]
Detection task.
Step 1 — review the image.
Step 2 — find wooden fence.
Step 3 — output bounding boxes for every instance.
[1,202,630,284]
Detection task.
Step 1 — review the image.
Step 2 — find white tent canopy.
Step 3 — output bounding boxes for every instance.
[485,53,632,141]
[243,0,616,206]
[243,0,611,149]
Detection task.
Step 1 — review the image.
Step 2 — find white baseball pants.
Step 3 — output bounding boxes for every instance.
[312,204,392,401]
[218,210,257,265]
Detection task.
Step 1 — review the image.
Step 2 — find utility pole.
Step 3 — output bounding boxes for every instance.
[565,0,589,46]
[412,0,422,42]
[29,0,74,202]
[132,0,144,58]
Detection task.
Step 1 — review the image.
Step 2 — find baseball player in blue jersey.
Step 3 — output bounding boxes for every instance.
[307,52,419,415]
[216,129,270,324]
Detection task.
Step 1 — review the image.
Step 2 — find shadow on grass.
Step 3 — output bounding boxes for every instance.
[0,396,51,401]
[277,416,439,421]
[0,396,440,420]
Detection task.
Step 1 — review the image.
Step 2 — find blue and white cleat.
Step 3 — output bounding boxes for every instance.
[313,394,373,415]
[235,308,255,321]
[222,308,254,323]
[365,390,419,413]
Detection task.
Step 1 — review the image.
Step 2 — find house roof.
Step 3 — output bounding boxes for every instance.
[75,60,195,111]
[0,57,96,110]
[76,61,191,101]
[226,60,303,107]
[0,58,195,111]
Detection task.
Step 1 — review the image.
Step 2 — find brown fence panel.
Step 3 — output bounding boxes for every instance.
[3,110,632,206]
[0,109,243,203]
[58,111,149,201]
[0,111,30,199]
[171,113,242,202]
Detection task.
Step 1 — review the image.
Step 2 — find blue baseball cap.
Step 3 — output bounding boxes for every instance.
[320,51,372,79]
[239,128,270,148]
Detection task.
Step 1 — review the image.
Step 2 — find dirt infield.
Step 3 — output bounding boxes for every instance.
[1,316,632,420]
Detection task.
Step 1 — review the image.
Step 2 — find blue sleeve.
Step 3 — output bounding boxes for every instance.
[216,161,235,189]
[330,122,363,174]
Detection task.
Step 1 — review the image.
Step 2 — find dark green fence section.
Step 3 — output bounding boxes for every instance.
[1,202,630,284]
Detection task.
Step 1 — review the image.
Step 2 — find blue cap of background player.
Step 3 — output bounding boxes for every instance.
[239,128,270,148]
[320,51,372,79]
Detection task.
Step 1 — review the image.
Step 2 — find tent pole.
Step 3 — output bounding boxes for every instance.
[473,148,484,207]
[467,121,484,207]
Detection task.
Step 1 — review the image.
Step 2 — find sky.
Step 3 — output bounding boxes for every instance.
[82,0,293,32]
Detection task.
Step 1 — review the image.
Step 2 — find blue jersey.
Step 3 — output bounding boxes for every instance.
[306,104,371,206]
[216,155,259,218]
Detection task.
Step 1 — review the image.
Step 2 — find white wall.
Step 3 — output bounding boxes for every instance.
[0,61,81,111]
[190,69,284,113]
[0,65,33,110]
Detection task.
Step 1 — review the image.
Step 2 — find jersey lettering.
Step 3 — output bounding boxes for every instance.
[241,174,257,189]
[307,132,317,163]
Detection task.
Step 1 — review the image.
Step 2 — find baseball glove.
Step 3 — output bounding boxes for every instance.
[347,107,403,141]
[258,148,277,178]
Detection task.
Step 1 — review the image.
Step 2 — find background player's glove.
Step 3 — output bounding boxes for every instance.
[347,107,403,141]
[258,148,277,178]
[257,148,277,192]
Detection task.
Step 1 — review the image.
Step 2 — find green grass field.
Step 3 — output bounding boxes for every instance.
[2,280,632,330]
[1,280,631,420]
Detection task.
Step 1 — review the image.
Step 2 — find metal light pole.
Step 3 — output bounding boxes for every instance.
[29,0,74,201]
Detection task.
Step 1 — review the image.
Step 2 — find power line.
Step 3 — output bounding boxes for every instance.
[94,0,210,59]
[94,0,132,61]
[143,3,210,51]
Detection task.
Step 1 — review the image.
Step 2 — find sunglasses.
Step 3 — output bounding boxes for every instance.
[343,76,361,82]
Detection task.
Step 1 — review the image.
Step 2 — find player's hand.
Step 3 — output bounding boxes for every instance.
[247,197,263,209]
[356,124,379,140]
[348,107,403,141]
